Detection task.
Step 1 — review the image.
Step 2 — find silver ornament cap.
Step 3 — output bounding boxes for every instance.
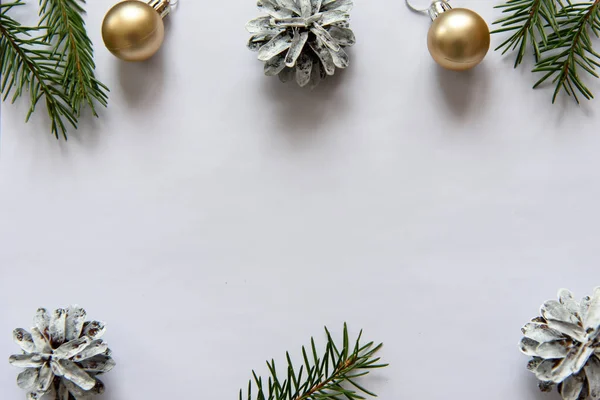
[428,0,452,20]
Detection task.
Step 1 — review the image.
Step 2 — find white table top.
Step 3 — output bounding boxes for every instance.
[1,1,598,399]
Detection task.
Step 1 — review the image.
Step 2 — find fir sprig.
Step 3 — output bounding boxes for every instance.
[0,0,107,139]
[533,1,600,103]
[0,0,76,138]
[39,0,109,116]
[493,0,600,103]
[240,324,387,400]
[492,0,563,67]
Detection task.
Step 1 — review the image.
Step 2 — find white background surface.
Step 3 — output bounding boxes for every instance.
[1,0,599,399]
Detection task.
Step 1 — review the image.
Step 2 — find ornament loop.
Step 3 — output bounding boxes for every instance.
[405,0,450,16]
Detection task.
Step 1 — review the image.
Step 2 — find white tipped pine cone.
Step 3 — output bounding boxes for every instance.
[9,306,115,400]
[520,288,600,400]
[246,0,355,87]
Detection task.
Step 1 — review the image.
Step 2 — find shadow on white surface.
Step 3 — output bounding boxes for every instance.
[117,51,166,108]
[435,63,490,118]
[493,45,596,122]
[115,17,173,110]
[520,373,562,400]
[258,68,350,140]
[64,106,107,150]
[551,91,596,123]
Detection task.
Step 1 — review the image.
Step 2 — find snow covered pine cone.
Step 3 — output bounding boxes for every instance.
[246,0,355,87]
[520,288,600,400]
[9,307,115,400]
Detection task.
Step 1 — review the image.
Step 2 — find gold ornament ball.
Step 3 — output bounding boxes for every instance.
[427,8,490,71]
[102,1,165,62]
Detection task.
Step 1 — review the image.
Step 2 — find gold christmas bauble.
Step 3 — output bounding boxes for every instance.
[102,1,165,62]
[427,8,490,71]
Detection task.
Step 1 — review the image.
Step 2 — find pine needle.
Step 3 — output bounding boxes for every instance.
[39,0,108,116]
[492,0,563,67]
[0,0,76,138]
[0,0,107,139]
[240,323,388,400]
[533,0,600,103]
[493,0,600,103]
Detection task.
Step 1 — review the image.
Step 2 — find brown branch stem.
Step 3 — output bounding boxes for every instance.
[50,0,89,111]
[292,356,357,400]
[556,0,600,101]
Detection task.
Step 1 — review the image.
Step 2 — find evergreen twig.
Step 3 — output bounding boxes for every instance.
[493,0,600,103]
[240,323,388,400]
[492,0,563,67]
[533,0,600,103]
[39,0,109,116]
[0,0,76,138]
[0,0,107,138]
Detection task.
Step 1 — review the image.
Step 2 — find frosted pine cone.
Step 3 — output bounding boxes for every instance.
[246,0,356,87]
[520,288,600,400]
[9,306,115,400]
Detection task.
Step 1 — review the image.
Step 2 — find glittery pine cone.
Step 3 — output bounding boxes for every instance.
[520,288,600,400]
[247,0,355,87]
[9,306,115,400]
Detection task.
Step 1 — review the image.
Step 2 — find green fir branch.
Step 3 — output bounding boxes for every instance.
[1,0,107,138]
[493,0,600,103]
[0,0,76,139]
[240,324,388,400]
[38,0,109,116]
[492,0,563,67]
[533,0,600,103]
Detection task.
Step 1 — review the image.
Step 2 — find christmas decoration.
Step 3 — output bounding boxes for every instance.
[406,0,490,71]
[0,0,108,139]
[102,0,174,62]
[246,0,356,87]
[240,323,387,400]
[493,0,600,103]
[520,288,600,400]
[9,306,115,400]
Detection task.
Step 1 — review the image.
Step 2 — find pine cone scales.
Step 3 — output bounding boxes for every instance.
[9,306,115,400]
[520,288,600,400]
[247,0,355,87]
